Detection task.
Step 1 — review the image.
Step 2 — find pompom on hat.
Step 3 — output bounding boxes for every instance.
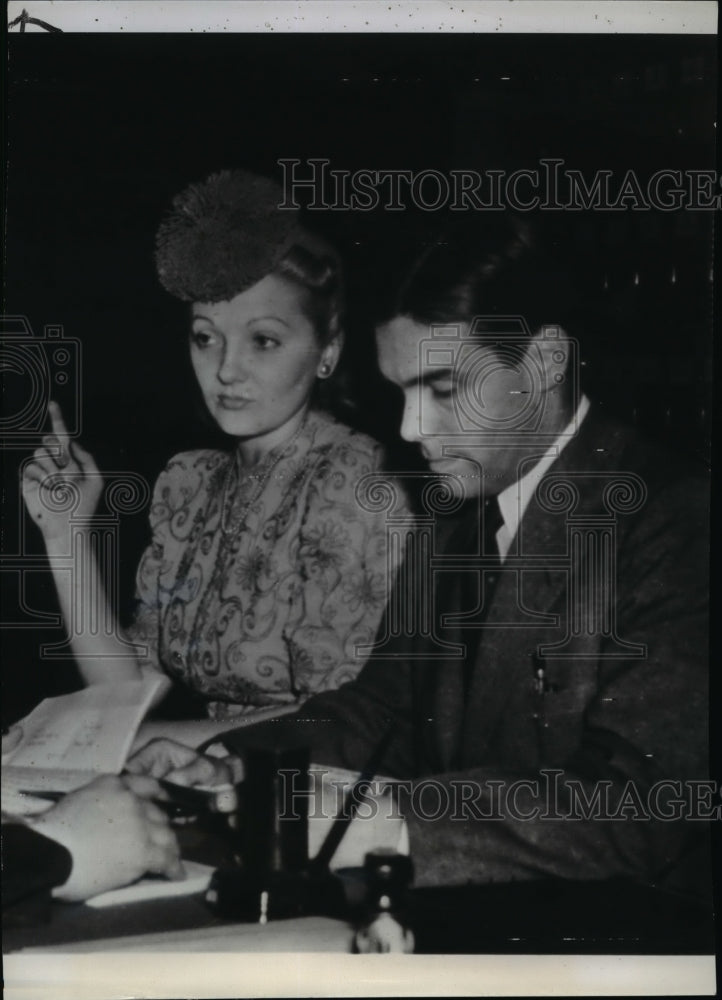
[155,169,326,303]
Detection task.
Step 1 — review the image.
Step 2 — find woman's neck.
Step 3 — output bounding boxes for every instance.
[235,406,310,467]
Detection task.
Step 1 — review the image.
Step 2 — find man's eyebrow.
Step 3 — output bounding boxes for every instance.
[398,368,455,391]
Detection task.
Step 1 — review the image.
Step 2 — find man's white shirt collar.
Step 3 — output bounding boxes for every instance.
[495,395,591,561]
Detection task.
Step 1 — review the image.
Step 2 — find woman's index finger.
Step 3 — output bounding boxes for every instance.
[47,400,70,437]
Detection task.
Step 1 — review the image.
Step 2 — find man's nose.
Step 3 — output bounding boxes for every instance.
[217,343,250,384]
[399,394,422,443]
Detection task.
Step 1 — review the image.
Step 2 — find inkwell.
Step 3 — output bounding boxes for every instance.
[204,718,346,922]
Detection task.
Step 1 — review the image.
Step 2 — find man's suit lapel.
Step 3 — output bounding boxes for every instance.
[431,592,469,770]
[430,482,571,771]
[453,409,631,765]
[458,500,568,764]
[430,515,477,770]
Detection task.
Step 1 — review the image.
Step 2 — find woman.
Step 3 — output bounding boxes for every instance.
[22,170,405,721]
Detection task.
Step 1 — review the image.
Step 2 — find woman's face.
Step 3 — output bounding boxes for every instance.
[190,274,337,455]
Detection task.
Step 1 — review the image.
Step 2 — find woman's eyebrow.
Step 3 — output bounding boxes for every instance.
[248,315,291,328]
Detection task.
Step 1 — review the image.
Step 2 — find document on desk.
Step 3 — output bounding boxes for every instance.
[2,677,166,816]
[307,764,405,869]
[85,859,215,909]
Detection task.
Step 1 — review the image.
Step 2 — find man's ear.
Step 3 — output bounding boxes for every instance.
[528,325,572,394]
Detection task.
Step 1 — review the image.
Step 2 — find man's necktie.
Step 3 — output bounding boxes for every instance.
[462,495,504,691]
[482,493,504,583]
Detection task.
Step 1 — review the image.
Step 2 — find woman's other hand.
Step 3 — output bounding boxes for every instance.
[126,737,244,793]
[30,774,185,902]
[21,400,103,544]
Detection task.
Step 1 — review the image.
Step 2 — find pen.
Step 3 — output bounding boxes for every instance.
[18,789,65,803]
[309,723,396,874]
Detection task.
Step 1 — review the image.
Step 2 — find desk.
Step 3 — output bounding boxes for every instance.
[4,864,716,1000]
[6,901,352,954]
[4,719,716,958]
[3,805,353,955]
[5,869,714,956]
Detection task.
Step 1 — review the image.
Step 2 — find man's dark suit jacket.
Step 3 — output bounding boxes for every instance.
[226,408,710,898]
[2,823,72,922]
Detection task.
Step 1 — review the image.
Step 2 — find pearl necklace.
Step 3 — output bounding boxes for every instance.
[220,419,308,537]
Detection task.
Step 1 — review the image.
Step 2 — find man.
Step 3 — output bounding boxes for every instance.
[133,215,710,899]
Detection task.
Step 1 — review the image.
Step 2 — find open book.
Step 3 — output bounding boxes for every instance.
[2,676,166,816]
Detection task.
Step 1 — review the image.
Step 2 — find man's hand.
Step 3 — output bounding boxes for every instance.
[21,400,103,544]
[30,774,184,902]
[126,737,244,789]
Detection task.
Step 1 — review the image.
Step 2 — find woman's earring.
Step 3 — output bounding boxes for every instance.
[318,362,332,379]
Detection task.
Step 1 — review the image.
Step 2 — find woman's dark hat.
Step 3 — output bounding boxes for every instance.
[155,170,321,303]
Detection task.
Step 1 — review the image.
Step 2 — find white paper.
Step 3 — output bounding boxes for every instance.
[85,860,215,909]
[2,679,165,815]
[4,678,164,774]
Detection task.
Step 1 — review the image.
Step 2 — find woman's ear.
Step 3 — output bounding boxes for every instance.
[317,328,343,379]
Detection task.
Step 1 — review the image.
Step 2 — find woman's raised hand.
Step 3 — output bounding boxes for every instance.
[21,400,104,543]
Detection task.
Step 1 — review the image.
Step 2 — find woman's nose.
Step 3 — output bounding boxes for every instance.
[217,343,250,384]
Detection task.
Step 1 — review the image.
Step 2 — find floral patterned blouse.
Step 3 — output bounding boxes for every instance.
[126,410,404,721]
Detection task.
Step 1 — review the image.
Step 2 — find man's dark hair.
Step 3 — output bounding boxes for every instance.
[378,213,581,340]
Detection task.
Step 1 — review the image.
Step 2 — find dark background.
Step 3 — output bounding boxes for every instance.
[1,32,717,722]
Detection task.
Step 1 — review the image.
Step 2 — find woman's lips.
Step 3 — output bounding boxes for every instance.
[218,395,254,410]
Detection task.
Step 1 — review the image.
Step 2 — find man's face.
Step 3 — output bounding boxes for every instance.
[376,315,559,498]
